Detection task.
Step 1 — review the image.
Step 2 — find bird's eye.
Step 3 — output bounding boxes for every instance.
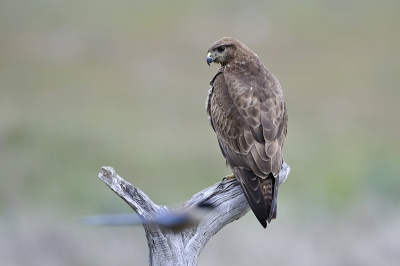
[217,46,226,53]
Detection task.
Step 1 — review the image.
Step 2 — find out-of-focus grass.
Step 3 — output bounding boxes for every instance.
[1,0,400,265]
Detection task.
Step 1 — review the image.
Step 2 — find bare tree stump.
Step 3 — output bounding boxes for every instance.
[97,160,290,266]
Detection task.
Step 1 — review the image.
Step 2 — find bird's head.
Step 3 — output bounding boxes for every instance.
[206,37,242,66]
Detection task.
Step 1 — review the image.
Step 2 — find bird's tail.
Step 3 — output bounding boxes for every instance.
[233,168,277,228]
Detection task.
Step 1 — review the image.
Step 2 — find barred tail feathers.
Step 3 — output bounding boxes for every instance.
[232,168,277,228]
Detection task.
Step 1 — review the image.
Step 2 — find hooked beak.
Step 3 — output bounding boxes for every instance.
[206,52,214,66]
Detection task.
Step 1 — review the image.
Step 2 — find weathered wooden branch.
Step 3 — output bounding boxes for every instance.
[98,161,290,266]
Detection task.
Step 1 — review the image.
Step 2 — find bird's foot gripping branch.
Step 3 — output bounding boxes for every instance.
[96,161,290,266]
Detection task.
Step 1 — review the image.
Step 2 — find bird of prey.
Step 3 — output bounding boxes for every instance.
[206,37,288,228]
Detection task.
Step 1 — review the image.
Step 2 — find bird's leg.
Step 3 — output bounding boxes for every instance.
[223,173,235,181]
[222,161,235,181]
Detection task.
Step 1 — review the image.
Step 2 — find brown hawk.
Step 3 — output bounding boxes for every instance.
[206,37,288,228]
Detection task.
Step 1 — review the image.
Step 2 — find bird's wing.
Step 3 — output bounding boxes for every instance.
[226,69,287,177]
[209,69,287,227]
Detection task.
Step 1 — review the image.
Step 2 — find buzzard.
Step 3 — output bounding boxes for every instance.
[206,37,288,228]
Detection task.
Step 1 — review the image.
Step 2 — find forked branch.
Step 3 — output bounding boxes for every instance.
[98,161,290,266]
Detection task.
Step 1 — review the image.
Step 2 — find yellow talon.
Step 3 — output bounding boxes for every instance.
[223,173,235,181]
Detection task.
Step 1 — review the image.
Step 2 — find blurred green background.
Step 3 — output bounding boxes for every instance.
[1,0,399,265]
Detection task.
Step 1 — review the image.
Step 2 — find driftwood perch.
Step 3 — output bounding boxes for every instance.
[98,161,290,266]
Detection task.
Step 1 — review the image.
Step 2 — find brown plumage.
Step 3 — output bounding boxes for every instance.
[206,37,288,228]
